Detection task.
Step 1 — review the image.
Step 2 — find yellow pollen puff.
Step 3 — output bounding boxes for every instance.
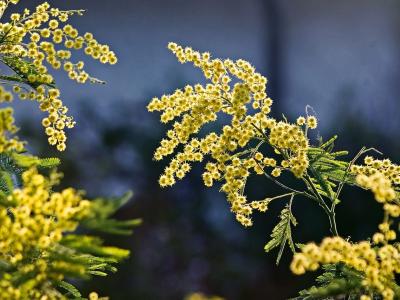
[271,168,281,177]
[296,116,306,126]
[306,116,318,129]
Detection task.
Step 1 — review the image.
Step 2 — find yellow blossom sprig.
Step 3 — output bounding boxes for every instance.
[0,1,117,151]
[148,42,318,228]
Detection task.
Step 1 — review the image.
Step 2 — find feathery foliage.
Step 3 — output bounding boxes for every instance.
[264,195,297,264]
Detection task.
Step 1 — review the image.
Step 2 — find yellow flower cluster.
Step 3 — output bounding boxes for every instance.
[352,156,400,217]
[88,292,99,300]
[372,221,396,244]
[0,107,24,152]
[0,1,117,150]
[355,171,396,202]
[269,121,309,177]
[148,43,315,226]
[0,84,13,102]
[0,167,91,299]
[352,156,400,186]
[185,293,224,300]
[291,237,400,300]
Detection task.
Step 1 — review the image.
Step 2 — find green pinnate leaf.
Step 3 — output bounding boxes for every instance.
[264,195,297,264]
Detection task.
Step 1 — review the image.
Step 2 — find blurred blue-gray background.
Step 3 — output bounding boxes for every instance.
[15,1,400,299]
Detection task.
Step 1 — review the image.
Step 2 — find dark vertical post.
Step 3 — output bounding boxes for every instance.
[261,0,284,115]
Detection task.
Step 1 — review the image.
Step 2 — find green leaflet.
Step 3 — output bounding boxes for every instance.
[307,136,354,207]
[0,170,14,193]
[57,281,82,298]
[0,153,23,174]
[319,135,337,150]
[264,195,297,264]
[60,235,130,262]
[82,191,142,235]
[0,153,23,190]
[309,166,334,200]
[44,240,128,293]
[11,152,60,169]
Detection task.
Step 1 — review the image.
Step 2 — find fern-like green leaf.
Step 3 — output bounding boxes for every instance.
[60,235,130,261]
[264,195,297,264]
[37,157,61,168]
[11,153,60,169]
[82,191,142,235]
[57,281,82,298]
